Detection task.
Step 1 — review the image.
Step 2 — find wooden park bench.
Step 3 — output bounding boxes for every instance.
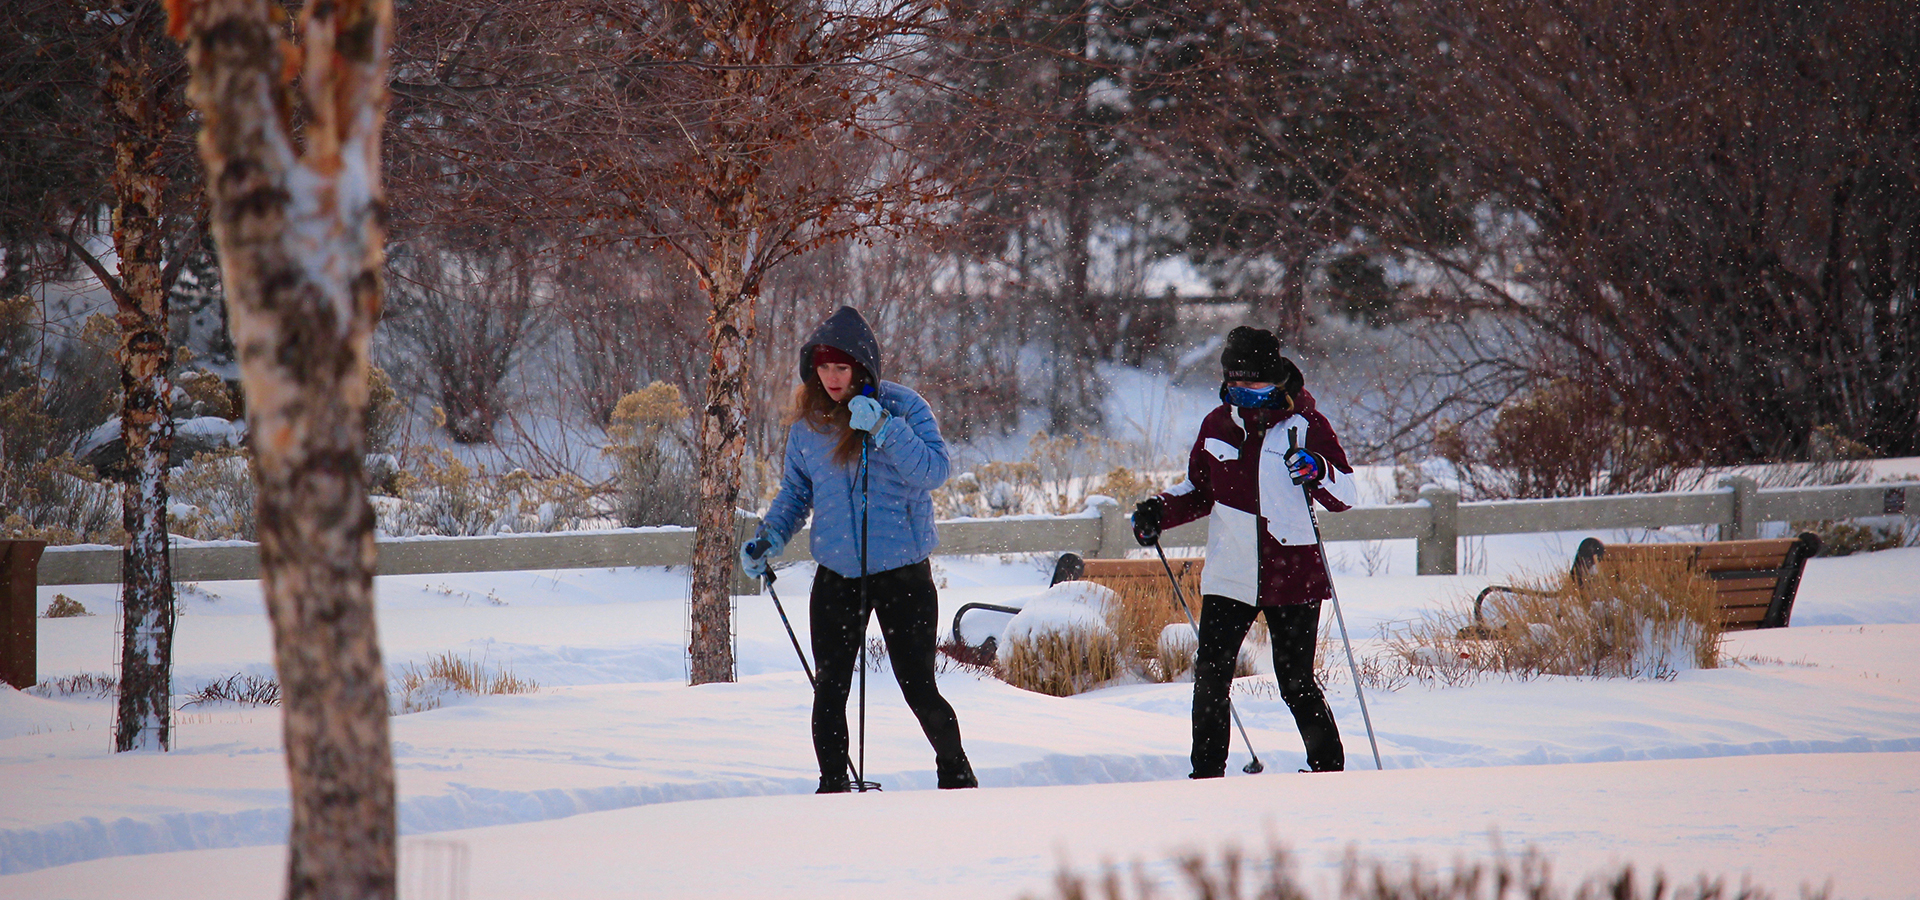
[1471,533,1823,634]
[949,553,1204,660]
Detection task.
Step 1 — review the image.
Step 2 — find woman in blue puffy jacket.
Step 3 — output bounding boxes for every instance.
[739,306,976,793]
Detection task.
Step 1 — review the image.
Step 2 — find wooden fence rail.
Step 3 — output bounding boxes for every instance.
[34,477,1915,586]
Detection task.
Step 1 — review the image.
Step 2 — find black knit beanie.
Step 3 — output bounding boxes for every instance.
[1220,326,1303,395]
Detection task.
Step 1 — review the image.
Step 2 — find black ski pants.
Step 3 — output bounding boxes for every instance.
[1192,594,1344,776]
[810,559,968,781]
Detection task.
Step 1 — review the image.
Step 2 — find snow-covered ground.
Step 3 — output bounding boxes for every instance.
[4,528,1918,899]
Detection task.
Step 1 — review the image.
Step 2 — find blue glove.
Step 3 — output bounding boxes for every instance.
[739,533,784,579]
[847,394,890,446]
[1284,447,1324,487]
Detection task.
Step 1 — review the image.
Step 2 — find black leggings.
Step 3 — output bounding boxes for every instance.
[810,559,967,779]
[1192,595,1344,775]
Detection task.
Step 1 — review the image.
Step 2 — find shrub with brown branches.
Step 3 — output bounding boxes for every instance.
[1387,557,1723,684]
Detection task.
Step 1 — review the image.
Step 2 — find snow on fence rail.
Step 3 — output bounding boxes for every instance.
[33,477,1915,586]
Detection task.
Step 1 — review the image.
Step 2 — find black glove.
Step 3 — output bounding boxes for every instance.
[1132,496,1165,546]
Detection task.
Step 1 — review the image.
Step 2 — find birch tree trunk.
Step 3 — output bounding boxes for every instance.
[169,0,397,896]
[104,0,176,753]
[684,7,768,686]
[687,169,762,685]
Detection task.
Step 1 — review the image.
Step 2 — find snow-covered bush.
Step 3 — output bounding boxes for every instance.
[0,450,121,545]
[996,582,1124,696]
[1,301,123,545]
[1153,622,1198,681]
[169,447,257,541]
[1795,514,1917,557]
[933,430,1173,519]
[1389,556,1723,682]
[376,448,596,537]
[1104,562,1199,682]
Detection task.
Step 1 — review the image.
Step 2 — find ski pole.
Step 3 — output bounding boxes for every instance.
[1320,560,1382,770]
[1154,541,1265,775]
[766,566,867,789]
[852,437,880,792]
[1289,430,1383,770]
[762,568,814,688]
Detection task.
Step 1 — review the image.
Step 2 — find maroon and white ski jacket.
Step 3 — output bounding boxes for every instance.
[1156,389,1358,607]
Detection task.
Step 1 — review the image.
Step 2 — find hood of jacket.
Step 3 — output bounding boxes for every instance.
[798,306,882,384]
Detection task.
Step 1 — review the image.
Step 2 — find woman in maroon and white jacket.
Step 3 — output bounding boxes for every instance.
[1132,326,1358,776]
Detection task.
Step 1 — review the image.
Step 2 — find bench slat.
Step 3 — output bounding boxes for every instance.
[1713,587,1777,609]
[1082,558,1201,578]
[1607,547,1794,573]
[1722,609,1772,630]
[1599,545,1699,563]
[1691,539,1798,561]
[1695,554,1796,574]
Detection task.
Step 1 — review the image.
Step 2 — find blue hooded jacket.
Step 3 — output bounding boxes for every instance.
[757,307,949,578]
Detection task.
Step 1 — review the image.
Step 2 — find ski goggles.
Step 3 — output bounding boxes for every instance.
[1222,383,1286,409]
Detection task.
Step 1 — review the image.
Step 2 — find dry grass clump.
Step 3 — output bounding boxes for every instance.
[1106,567,1198,680]
[391,652,538,714]
[25,672,116,699]
[996,582,1124,697]
[1034,842,1812,900]
[1387,556,1723,683]
[43,594,91,618]
[995,573,1268,695]
[1000,628,1123,697]
[181,673,282,707]
[1105,567,1264,683]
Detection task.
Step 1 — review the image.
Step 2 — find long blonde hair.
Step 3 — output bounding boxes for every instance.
[784,374,869,465]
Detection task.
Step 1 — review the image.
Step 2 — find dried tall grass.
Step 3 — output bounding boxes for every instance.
[392,652,538,714]
[25,672,116,699]
[998,627,1124,697]
[997,572,1268,695]
[1036,841,1811,900]
[181,673,282,707]
[1105,567,1198,681]
[1387,556,1723,683]
[1106,568,1264,683]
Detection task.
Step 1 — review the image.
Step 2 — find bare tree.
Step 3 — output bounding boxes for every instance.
[929,0,1135,430]
[553,243,707,428]
[623,1,954,685]
[1119,0,1471,334]
[1377,0,1920,462]
[2,0,212,749]
[168,0,396,897]
[94,0,186,753]
[383,238,549,443]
